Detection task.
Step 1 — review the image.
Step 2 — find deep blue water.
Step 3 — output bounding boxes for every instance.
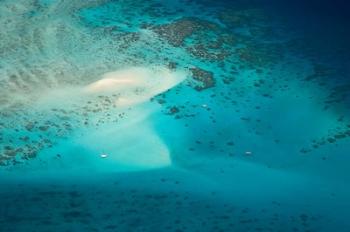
[0,0,350,231]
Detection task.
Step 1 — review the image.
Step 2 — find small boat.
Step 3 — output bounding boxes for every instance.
[100,153,108,158]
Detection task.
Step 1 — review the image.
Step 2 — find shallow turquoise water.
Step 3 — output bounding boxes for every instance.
[1,0,350,231]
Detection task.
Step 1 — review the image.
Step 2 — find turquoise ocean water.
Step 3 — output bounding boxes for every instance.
[0,0,350,231]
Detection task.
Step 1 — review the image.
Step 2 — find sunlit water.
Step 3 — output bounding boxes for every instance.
[1,0,350,231]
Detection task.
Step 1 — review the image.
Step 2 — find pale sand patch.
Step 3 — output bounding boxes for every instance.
[25,66,187,171]
[34,66,186,109]
[74,116,172,171]
[77,67,187,170]
[85,66,187,107]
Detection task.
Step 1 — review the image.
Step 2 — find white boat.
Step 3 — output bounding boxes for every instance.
[100,153,108,158]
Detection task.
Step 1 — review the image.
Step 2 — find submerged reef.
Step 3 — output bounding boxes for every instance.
[149,17,235,63]
[0,0,350,230]
[190,67,215,91]
[148,17,213,47]
[0,0,349,170]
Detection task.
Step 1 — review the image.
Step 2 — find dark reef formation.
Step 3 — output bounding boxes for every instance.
[190,67,215,91]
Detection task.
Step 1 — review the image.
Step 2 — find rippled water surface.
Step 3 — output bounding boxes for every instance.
[1,0,350,231]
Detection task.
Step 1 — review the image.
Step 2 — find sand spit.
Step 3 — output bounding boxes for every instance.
[85,67,187,107]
